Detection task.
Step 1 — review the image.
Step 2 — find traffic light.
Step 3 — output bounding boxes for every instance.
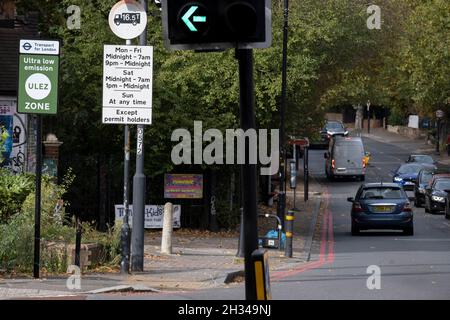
[161,0,272,50]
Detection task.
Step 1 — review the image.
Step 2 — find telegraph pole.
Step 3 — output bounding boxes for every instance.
[131,0,148,272]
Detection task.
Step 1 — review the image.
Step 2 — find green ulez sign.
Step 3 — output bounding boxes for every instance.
[18,54,59,114]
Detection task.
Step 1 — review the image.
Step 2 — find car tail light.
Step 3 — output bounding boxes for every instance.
[403,202,412,212]
[331,159,335,169]
[353,202,364,212]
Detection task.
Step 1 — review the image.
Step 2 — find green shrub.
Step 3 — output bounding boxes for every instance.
[388,108,407,126]
[0,169,35,223]
[0,168,121,273]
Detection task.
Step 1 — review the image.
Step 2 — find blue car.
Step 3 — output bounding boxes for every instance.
[392,163,436,191]
[348,183,414,235]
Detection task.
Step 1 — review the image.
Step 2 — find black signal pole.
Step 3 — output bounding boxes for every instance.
[236,48,259,300]
[277,0,289,227]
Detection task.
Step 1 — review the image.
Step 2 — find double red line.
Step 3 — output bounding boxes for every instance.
[271,186,335,281]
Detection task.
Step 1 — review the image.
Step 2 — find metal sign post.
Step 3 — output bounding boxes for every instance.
[131,0,149,272]
[367,100,371,134]
[17,39,60,279]
[105,0,152,273]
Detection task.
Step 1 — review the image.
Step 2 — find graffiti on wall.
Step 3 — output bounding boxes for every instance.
[0,99,27,173]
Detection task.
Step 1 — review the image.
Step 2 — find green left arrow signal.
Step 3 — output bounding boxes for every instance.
[182,6,207,32]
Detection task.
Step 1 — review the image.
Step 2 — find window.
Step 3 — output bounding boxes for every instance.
[361,188,403,199]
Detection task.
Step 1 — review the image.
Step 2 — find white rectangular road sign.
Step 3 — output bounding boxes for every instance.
[102,45,153,125]
[20,39,60,55]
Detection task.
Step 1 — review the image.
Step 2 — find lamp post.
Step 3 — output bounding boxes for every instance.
[277,0,289,228]
[436,110,444,155]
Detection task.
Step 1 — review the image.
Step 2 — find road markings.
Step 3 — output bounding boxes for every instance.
[271,186,335,281]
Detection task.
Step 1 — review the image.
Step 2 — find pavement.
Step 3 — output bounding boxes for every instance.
[361,127,450,165]
[0,170,323,300]
[3,127,449,300]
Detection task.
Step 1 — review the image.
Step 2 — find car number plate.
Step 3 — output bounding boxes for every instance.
[372,206,393,213]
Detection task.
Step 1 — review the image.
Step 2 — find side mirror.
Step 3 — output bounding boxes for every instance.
[347,197,355,203]
[324,153,328,159]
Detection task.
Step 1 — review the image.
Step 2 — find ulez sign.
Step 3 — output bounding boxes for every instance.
[17,40,59,115]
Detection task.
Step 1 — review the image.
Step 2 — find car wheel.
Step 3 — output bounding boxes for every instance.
[360,175,365,182]
[445,209,450,220]
[351,223,360,236]
[414,196,421,208]
[404,226,414,236]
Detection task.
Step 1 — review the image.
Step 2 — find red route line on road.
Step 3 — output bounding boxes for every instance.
[271,186,334,281]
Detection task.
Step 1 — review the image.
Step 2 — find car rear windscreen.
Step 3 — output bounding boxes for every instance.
[361,187,403,199]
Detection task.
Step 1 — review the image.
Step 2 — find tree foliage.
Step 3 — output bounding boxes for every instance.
[13,0,450,226]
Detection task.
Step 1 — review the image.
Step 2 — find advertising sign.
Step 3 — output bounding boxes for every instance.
[164,174,203,199]
[115,204,181,229]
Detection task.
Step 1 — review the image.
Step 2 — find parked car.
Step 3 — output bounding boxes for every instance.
[414,168,434,207]
[406,154,436,165]
[319,120,348,147]
[392,163,436,191]
[347,183,414,235]
[324,136,365,181]
[444,191,450,220]
[424,177,450,214]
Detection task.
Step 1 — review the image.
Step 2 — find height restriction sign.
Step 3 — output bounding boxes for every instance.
[17,39,60,115]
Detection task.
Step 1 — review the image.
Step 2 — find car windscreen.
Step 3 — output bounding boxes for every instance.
[433,179,450,191]
[397,164,422,175]
[326,122,343,130]
[412,155,434,164]
[334,144,364,158]
[420,171,433,183]
[360,187,404,199]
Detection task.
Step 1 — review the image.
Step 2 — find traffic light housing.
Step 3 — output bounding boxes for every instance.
[161,0,272,50]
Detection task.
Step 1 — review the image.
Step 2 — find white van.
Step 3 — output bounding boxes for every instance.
[324,136,366,181]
